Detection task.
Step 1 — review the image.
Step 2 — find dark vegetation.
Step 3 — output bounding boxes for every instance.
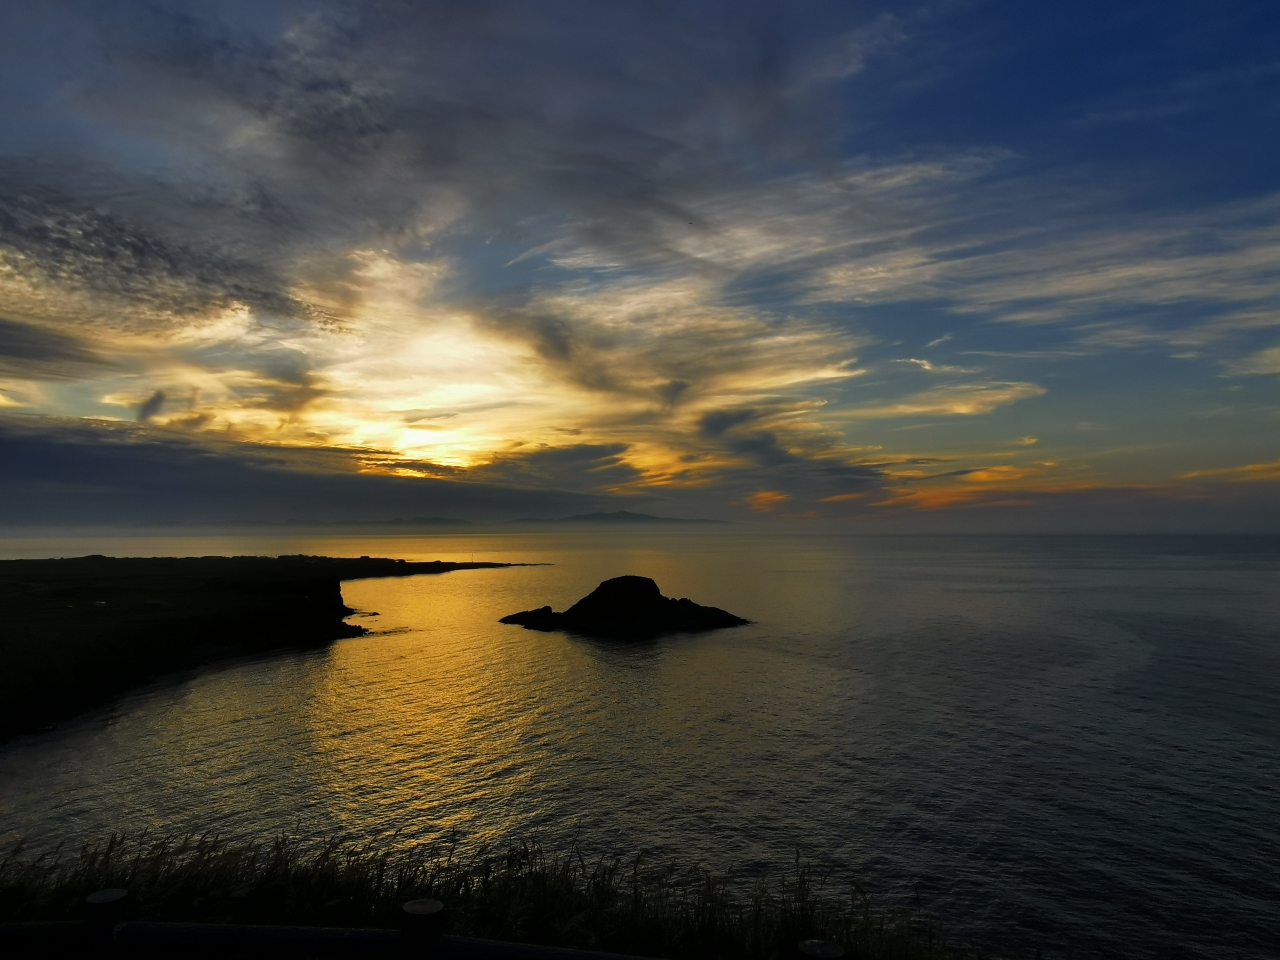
[501,576,750,639]
[0,555,514,737]
[0,833,961,960]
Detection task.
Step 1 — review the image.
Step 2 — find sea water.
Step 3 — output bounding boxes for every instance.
[0,531,1276,957]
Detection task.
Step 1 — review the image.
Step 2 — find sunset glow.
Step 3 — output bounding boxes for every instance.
[2,2,1277,528]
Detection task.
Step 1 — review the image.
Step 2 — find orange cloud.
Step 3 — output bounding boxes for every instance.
[871,465,1150,511]
[818,492,867,503]
[872,486,996,510]
[963,465,1040,483]
[743,490,791,511]
[1181,459,1280,482]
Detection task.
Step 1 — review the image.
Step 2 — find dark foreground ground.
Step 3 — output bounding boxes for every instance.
[0,555,513,738]
[0,833,966,960]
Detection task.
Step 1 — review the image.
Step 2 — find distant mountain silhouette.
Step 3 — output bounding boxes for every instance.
[508,510,724,525]
[500,575,749,639]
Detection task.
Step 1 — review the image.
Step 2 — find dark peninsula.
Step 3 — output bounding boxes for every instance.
[0,555,514,737]
[500,575,750,639]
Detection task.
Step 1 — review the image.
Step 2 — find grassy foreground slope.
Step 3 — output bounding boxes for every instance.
[0,555,512,737]
[0,833,961,960]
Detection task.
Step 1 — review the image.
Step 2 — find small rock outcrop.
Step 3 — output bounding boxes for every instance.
[499,575,750,639]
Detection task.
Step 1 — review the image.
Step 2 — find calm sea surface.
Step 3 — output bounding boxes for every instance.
[1,531,1277,957]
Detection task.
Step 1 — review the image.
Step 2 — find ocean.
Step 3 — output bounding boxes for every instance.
[1,530,1277,957]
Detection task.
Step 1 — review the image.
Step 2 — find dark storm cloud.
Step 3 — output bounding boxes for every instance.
[0,415,608,525]
[0,317,111,379]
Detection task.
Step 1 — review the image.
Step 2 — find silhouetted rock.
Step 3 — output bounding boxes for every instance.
[500,575,750,638]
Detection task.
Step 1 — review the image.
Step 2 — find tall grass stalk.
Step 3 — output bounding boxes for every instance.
[0,833,963,959]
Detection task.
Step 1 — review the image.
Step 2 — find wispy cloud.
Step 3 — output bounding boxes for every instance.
[1182,459,1280,482]
[840,382,1046,419]
[1224,345,1280,376]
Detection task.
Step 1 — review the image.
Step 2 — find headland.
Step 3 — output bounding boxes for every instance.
[0,555,514,738]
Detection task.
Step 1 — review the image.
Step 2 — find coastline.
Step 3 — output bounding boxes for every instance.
[0,555,518,738]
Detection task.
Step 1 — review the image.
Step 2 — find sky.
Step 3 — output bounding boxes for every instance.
[1,0,1279,529]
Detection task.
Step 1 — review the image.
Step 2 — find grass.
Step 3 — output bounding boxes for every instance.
[0,833,965,960]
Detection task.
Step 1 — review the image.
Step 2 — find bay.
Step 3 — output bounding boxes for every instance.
[1,531,1277,957]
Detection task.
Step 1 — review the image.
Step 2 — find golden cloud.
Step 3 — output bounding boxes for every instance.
[1181,459,1280,482]
[743,490,791,512]
[841,381,1046,419]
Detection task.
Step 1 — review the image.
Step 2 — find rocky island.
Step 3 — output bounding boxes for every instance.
[0,554,516,737]
[500,575,750,639]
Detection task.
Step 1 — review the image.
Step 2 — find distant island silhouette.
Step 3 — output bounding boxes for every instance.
[0,555,518,738]
[500,575,750,639]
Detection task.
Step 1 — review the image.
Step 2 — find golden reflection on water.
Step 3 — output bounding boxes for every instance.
[0,530,1029,861]
[249,532,835,850]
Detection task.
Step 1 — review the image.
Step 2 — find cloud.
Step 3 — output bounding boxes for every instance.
[1181,459,1280,482]
[0,415,612,525]
[471,276,864,405]
[0,317,112,379]
[1224,345,1280,376]
[892,357,974,373]
[841,382,1046,419]
[854,477,1280,533]
[743,490,790,512]
[699,407,762,437]
[961,465,1040,483]
[0,170,326,334]
[136,390,165,422]
[769,166,1280,356]
[1,1,1278,527]
[468,442,643,493]
[5,0,872,306]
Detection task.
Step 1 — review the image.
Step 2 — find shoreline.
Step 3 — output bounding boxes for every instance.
[0,555,520,739]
